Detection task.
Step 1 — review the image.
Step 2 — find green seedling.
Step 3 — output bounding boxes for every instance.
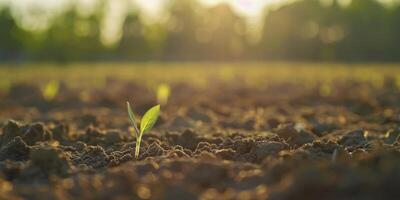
[156,83,170,105]
[127,102,160,159]
[42,80,60,101]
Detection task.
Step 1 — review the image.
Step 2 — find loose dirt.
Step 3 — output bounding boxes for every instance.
[0,78,399,200]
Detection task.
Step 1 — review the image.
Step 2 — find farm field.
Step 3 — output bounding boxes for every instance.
[0,63,400,200]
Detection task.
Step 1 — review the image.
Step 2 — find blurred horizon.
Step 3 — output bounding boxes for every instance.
[1,0,400,62]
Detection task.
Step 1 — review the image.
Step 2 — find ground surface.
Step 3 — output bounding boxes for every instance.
[0,63,400,200]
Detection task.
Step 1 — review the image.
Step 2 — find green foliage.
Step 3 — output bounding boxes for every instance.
[127,102,160,159]
[0,7,33,59]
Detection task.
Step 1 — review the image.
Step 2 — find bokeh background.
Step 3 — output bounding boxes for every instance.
[1,0,400,62]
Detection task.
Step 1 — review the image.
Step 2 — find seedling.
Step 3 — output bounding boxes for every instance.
[127,102,160,159]
[156,83,170,105]
[42,80,59,101]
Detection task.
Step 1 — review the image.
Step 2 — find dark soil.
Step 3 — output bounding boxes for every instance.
[0,78,400,200]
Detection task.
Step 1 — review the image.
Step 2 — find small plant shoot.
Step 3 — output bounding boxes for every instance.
[42,80,60,101]
[127,102,160,159]
[156,83,170,105]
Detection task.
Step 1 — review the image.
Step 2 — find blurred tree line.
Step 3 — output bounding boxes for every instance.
[1,0,400,62]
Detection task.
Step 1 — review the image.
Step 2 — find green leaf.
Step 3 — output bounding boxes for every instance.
[127,101,140,136]
[140,105,160,134]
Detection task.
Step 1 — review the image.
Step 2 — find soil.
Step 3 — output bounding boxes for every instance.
[0,77,400,200]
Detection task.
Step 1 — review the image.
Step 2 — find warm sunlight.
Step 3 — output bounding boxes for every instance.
[2,0,400,199]
[136,0,285,18]
[200,0,283,17]
[1,0,287,44]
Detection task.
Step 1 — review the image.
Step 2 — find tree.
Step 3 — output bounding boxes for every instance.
[0,7,31,61]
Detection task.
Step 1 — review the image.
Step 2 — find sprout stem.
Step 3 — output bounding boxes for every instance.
[332,149,338,163]
[135,134,142,159]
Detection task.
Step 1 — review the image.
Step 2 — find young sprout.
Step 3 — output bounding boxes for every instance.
[127,102,160,159]
[156,83,170,105]
[42,80,60,101]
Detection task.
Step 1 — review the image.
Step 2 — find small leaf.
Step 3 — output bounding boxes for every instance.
[127,101,140,136]
[140,105,160,134]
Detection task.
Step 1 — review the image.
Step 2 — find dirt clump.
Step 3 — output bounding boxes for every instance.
[0,120,24,147]
[73,145,110,169]
[21,122,53,145]
[0,136,30,161]
[1,120,52,147]
[28,146,72,177]
[251,141,287,162]
[338,129,367,147]
[275,123,316,146]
